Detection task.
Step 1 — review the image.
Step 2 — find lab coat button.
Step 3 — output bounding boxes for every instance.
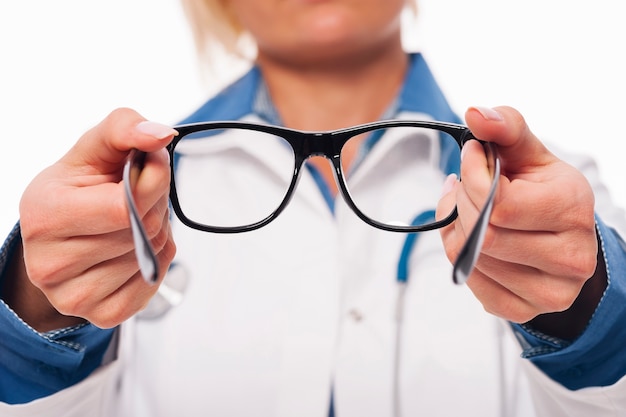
[348,309,363,322]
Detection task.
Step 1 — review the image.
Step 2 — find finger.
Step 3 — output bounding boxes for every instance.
[45,225,176,329]
[20,110,175,241]
[435,173,458,222]
[128,148,172,218]
[85,227,176,329]
[26,195,173,284]
[478,225,598,279]
[437,174,466,262]
[61,108,177,175]
[465,106,596,232]
[458,139,493,218]
[449,188,596,279]
[464,106,555,171]
[49,265,157,329]
[494,178,596,236]
[19,176,127,240]
[469,254,588,321]
[36,147,170,237]
[465,268,538,324]
[438,155,487,264]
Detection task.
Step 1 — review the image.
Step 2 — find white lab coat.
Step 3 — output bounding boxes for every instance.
[2,113,626,417]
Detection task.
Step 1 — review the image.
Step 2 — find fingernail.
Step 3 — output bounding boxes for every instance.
[136,121,178,140]
[471,106,503,122]
[441,173,458,197]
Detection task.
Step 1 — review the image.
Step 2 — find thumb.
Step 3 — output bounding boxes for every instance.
[62,108,177,174]
[465,106,555,172]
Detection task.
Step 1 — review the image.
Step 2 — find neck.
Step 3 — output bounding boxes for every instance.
[256,40,408,131]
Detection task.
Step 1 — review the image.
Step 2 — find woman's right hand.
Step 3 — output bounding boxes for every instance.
[6,108,177,331]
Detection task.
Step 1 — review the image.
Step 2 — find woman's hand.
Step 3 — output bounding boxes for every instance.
[438,106,604,337]
[5,108,177,331]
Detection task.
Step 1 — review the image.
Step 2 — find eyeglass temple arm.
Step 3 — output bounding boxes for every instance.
[452,143,500,284]
[123,150,160,284]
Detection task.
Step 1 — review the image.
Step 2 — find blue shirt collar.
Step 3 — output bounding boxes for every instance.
[252,53,460,126]
[181,53,460,126]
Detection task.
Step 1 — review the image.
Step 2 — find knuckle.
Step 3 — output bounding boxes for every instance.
[51,289,91,318]
[90,311,126,330]
[150,225,169,252]
[92,274,159,329]
[534,284,581,314]
[489,201,516,227]
[141,210,164,238]
[571,252,598,279]
[504,308,537,325]
[97,308,134,329]
[479,224,497,252]
[482,300,535,324]
[19,201,60,243]
[151,209,172,251]
[95,108,145,151]
[509,311,537,325]
[160,236,177,265]
[90,300,135,330]
[25,256,72,288]
[552,239,598,279]
[105,107,142,128]
[113,195,134,229]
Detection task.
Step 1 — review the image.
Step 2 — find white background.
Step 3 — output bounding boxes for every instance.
[0,0,624,239]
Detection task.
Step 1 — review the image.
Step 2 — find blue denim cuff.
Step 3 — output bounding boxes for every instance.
[0,222,115,404]
[511,216,626,389]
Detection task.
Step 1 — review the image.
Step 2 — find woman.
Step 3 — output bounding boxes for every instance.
[1,0,625,415]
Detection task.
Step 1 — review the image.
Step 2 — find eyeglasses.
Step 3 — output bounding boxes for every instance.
[124,120,500,285]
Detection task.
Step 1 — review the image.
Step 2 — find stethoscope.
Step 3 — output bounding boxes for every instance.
[393,210,510,417]
[136,263,188,320]
[392,209,435,417]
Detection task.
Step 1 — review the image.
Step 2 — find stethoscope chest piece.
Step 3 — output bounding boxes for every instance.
[136,263,189,320]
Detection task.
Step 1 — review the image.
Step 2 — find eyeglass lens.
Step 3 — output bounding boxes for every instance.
[172,125,461,230]
[124,123,499,285]
[172,127,296,229]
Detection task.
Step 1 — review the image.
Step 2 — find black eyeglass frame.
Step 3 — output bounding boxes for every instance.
[167,120,479,233]
[124,119,500,285]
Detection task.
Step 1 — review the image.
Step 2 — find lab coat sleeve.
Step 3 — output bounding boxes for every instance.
[521,359,626,416]
[0,360,121,417]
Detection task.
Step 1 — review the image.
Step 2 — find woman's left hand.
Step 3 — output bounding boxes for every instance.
[438,106,603,332]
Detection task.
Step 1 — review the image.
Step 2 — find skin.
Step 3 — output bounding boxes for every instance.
[4,0,604,344]
[227,0,409,194]
[438,106,604,339]
[4,113,177,331]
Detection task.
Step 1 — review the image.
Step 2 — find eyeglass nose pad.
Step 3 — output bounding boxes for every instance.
[452,148,500,284]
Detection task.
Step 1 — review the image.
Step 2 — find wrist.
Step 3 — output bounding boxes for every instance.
[526,231,607,341]
[2,240,85,332]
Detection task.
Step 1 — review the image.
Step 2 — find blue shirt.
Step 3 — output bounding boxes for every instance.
[1,53,626,404]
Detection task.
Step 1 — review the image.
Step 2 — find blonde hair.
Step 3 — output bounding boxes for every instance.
[181,0,418,66]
